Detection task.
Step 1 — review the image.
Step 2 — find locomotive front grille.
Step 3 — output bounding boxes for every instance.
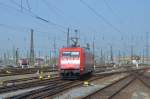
[60,69,80,79]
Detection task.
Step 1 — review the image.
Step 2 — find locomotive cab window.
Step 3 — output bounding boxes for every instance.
[62,51,80,58]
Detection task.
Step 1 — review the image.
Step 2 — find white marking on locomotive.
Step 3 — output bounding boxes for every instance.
[61,60,80,64]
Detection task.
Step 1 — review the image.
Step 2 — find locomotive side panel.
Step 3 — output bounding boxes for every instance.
[84,49,94,74]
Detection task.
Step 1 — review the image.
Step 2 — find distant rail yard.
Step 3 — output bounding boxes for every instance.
[0,0,150,99]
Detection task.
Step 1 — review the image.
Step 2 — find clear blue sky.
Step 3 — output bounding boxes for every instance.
[0,0,150,57]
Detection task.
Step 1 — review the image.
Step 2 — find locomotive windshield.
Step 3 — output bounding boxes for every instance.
[62,51,80,58]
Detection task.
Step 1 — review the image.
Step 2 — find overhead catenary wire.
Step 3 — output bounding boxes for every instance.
[80,0,122,34]
[0,23,60,36]
[26,0,31,11]
[0,23,66,50]
[21,0,23,11]
[0,23,29,32]
[8,0,67,32]
[0,23,68,45]
[10,0,65,27]
[0,1,22,13]
[103,0,116,17]
[42,0,79,31]
[42,0,68,23]
[42,0,63,17]
[103,0,122,24]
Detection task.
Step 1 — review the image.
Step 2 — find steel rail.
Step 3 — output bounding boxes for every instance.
[82,74,136,99]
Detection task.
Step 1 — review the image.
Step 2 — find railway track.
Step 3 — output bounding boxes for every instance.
[0,77,60,94]
[82,73,136,99]
[1,76,39,86]
[4,70,147,99]
[136,74,150,89]
[0,69,128,96]
[0,67,58,77]
[9,73,115,99]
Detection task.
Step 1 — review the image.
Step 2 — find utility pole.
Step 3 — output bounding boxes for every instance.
[104,52,106,65]
[53,38,56,66]
[143,49,145,64]
[4,53,7,65]
[93,39,95,69]
[131,45,133,61]
[52,38,57,70]
[0,53,2,64]
[110,45,113,63]
[13,46,16,65]
[118,50,121,65]
[130,35,134,63]
[30,29,35,67]
[15,48,19,66]
[49,50,52,66]
[7,51,10,64]
[146,32,149,65]
[67,28,70,47]
[38,51,41,58]
[27,50,29,60]
[100,48,103,64]
[123,52,126,64]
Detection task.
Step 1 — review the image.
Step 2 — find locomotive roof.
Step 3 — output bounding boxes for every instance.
[60,47,90,51]
[60,47,83,50]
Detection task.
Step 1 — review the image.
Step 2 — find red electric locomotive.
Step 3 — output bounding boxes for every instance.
[58,47,94,79]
